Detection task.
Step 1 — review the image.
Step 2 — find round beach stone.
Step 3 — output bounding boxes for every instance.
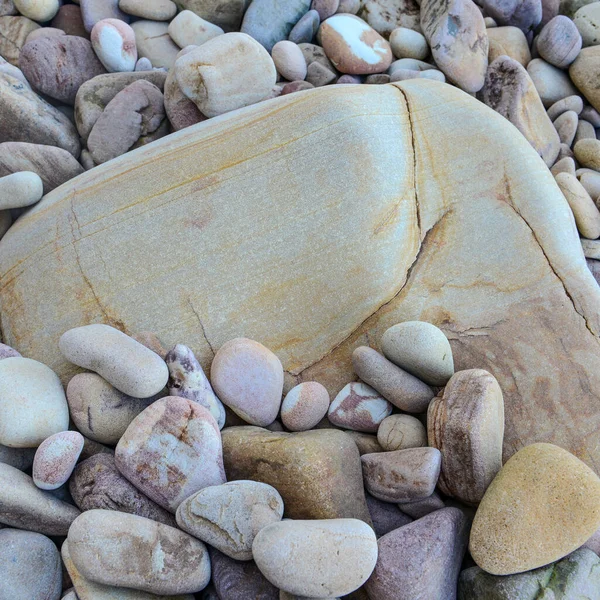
[280,381,329,431]
[389,27,428,60]
[328,382,392,433]
[69,453,176,526]
[0,529,62,600]
[118,0,176,20]
[377,414,427,452]
[0,463,80,534]
[168,10,224,48]
[428,369,505,505]
[211,337,283,426]
[176,480,284,560]
[574,137,600,169]
[175,33,278,119]
[0,171,43,210]
[131,19,179,69]
[33,431,84,491]
[59,324,168,398]
[352,346,434,413]
[0,357,69,448]
[272,40,307,81]
[365,508,469,600]
[68,509,211,594]
[91,18,137,72]
[537,15,582,67]
[253,519,378,597]
[166,343,225,429]
[546,94,584,120]
[381,321,454,386]
[555,172,600,239]
[67,372,158,445]
[13,0,59,22]
[319,14,392,75]
[361,447,442,503]
[19,35,106,105]
[312,0,339,19]
[470,443,600,575]
[574,2,600,46]
[115,396,226,512]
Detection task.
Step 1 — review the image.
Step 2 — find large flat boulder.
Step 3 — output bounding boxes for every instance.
[0,80,599,470]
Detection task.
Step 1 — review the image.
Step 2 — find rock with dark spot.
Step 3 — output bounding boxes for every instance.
[69,453,176,526]
[19,36,106,105]
[358,0,421,37]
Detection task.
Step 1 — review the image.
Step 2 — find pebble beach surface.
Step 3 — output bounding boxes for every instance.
[2,0,600,598]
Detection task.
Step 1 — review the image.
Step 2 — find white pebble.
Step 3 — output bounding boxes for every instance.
[272,40,307,81]
[91,18,138,73]
[0,171,43,210]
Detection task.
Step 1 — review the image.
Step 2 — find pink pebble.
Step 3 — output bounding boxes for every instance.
[281,382,330,431]
[33,431,84,491]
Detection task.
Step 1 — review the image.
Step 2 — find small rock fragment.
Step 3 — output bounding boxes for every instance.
[118,0,177,21]
[272,40,307,81]
[33,431,84,491]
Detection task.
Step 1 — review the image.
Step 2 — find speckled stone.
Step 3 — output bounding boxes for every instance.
[176,480,284,560]
[164,57,207,131]
[59,324,168,398]
[280,381,329,431]
[33,431,84,491]
[365,508,469,600]
[80,0,129,33]
[328,382,392,432]
[574,137,600,169]
[0,529,62,600]
[70,453,176,526]
[347,431,384,455]
[253,519,378,597]
[357,0,421,37]
[470,443,600,575]
[487,25,531,66]
[479,0,541,33]
[67,509,211,594]
[115,396,226,512]
[361,447,442,502]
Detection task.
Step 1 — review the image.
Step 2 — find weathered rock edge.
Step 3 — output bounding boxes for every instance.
[0,80,599,469]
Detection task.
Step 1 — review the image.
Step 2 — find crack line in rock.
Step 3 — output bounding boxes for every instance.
[187,297,215,358]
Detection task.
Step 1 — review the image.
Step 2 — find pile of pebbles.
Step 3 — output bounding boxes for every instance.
[2,0,600,273]
[1,319,599,598]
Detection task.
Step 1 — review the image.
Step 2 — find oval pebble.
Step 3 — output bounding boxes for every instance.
[381,321,454,386]
[555,171,600,238]
[272,40,307,81]
[311,0,339,20]
[118,0,177,21]
[574,137,600,169]
[280,381,329,431]
[288,9,320,44]
[553,109,579,146]
[546,94,584,120]
[68,509,211,594]
[211,337,283,426]
[167,10,224,48]
[91,18,137,72]
[13,0,59,22]
[328,382,392,432]
[81,0,129,33]
[537,15,582,67]
[0,357,69,448]
[377,414,427,452]
[59,324,169,398]
[0,170,42,209]
[0,443,35,470]
[253,519,378,598]
[389,26,429,60]
[33,431,84,491]
[176,480,284,560]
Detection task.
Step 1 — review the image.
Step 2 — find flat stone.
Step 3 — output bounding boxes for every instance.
[166,343,225,428]
[575,118,596,144]
[361,447,442,502]
[487,25,531,65]
[420,0,488,93]
[357,0,421,37]
[211,337,283,425]
[176,480,283,560]
[4,81,600,475]
[571,46,600,113]
[0,463,80,535]
[0,73,80,156]
[174,33,277,118]
[19,35,106,105]
[352,346,434,412]
[0,529,62,600]
[0,15,39,66]
[366,492,413,537]
[210,548,279,600]
[62,540,196,600]
[580,169,600,199]
[175,0,250,32]
[288,9,319,44]
[366,508,469,600]
[281,381,329,431]
[377,414,427,451]
[131,20,179,69]
[328,382,391,432]
[241,0,311,52]
[0,171,42,210]
[555,171,600,239]
[537,15,582,67]
[74,70,167,142]
[88,79,166,164]
[69,453,176,526]
[0,142,83,194]
[33,431,84,491]
[381,321,454,386]
[60,324,168,398]
[272,40,307,81]
[528,57,579,106]
[115,396,226,512]
[0,357,69,448]
[222,427,371,522]
[119,0,177,21]
[469,443,600,575]
[458,548,600,599]
[68,509,210,594]
[319,14,392,75]
[168,10,223,48]
[253,519,378,597]
[80,0,129,33]
[0,443,34,470]
[551,156,576,176]
[428,369,504,505]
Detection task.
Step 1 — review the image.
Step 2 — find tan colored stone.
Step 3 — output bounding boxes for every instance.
[131,20,179,69]
[570,45,600,111]
[377,414,427,451]
[346,431,384,455]
[2,81,600,473]
[487,26,531,66]
[580,169,600,198]
[555,171,600,238]
[550,156,576,176]
[389,26,428,60]
[119,0,176,21]
[470,443,600,575]
[574,136,600,169]
[0,15,39,66]
[428,369,504,505]
[222,426,372,523]
[167,10,223,48]
[546,94,584,120]
[574,117,596,144]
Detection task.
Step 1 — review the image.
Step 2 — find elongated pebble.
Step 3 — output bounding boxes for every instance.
[281,381,329,431]
[33,431,84,490]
